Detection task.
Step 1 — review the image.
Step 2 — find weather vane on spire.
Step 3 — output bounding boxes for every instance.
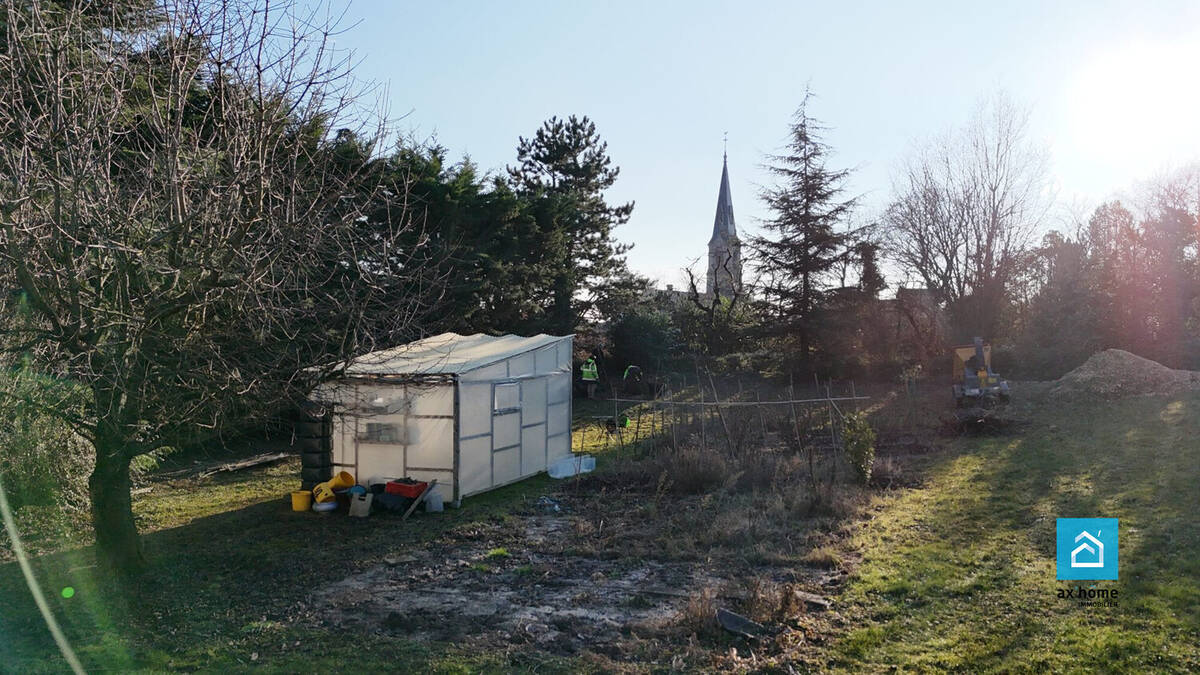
[723,131,728,159]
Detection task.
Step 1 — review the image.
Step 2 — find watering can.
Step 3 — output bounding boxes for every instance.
[313,471,355,503]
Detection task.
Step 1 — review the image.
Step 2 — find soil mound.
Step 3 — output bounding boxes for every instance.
[1052,349,1200,398]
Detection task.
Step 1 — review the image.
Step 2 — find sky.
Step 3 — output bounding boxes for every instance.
[327,0,1200,288]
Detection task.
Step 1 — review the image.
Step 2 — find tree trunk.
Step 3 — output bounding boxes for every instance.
[89,440,144,573]
[552,272,574,335]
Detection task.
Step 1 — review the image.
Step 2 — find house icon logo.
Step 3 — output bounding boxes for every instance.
[1071,530,1104,568]
[1057,518,1118,580]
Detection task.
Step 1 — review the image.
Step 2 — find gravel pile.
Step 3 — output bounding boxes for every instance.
[1051,349,1200,398]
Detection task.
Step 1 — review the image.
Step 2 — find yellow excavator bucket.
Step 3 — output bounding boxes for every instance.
[952,343,992,381]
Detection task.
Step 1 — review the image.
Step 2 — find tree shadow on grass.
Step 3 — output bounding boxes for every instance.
[834,392,1200,672]
[0,474,553,671]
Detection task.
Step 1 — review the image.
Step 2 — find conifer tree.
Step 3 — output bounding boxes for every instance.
[752,91,857,371]
[507,115,635,334]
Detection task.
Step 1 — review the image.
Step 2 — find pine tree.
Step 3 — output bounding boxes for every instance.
[507,115,634,334]
[752,91,857,371]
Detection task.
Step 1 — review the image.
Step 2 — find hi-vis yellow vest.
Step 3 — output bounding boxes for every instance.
[581,359,598,381]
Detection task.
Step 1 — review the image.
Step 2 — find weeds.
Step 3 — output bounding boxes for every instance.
[677,586,720,639]
[801,546,843,570]
[739,576,803,625]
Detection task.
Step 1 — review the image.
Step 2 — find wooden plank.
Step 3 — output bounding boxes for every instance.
[401,478,437,521]
[197,452,290,478]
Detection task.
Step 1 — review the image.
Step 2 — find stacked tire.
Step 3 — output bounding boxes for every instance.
[295,411,333,490]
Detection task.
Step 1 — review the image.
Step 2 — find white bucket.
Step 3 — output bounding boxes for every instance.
[548,454,596,479]
[424,489,444,512]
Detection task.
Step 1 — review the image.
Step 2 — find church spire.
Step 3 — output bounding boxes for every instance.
[710,151,737,244]
[707,149,742,297]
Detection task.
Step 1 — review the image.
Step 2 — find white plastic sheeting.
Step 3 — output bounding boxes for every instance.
[322,333,573,504]
[341,332,566,376]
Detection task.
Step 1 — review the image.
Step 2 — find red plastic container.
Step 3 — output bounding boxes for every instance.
[385,480,428,499]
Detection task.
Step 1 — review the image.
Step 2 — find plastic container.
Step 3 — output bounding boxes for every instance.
[424,489,444,513]
[548,454,596,479]
[311,500,338,513]
[290,490,313,512]
[349,493,373,517]
[313,471,355,503]
[385,480,428,498]
[374,493,412,512]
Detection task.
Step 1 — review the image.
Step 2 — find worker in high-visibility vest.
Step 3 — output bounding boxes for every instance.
[622,364,643,398]
[581,355,599,399]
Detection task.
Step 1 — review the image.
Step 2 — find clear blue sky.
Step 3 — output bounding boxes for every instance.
[332,0,1200,288]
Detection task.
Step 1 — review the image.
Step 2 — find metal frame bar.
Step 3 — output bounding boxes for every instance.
[543,376,549,468]
[401,383,409,479]
[452,374,461,505]
[567,336,574,455]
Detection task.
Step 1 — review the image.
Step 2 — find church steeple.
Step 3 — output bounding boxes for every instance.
[707,151,742,297]
[710,153,737,245]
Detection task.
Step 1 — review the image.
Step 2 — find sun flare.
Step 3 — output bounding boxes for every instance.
[1068,37,1200,174]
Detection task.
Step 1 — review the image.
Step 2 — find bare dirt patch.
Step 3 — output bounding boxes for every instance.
[312,517,702,652]
[309,502,841,664]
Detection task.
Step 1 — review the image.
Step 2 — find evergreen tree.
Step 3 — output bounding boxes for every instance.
[367,142,554,335]
[856,241,886,297]
[752,91,857,372]
[507,115,635,333]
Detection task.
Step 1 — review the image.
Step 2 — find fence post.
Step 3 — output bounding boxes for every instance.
[755,390,768,446]
[707,372,735,455]
[696,360,700,449]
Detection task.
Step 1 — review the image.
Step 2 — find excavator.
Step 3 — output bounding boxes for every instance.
[952,337,1010,406]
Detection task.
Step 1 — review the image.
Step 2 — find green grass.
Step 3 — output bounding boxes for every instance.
[0,395,661,673]
[6,390,1198,672]
[828,393,1200,673]
[0,459,571,673]
[569,397,665,455]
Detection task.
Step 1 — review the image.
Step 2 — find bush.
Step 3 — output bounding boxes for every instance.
[0,370,92,513]
[608,307,680,375]
[842,412,877,485]
[666,446,729,495]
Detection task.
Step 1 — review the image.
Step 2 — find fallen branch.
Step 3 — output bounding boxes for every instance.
[198,452,290,478]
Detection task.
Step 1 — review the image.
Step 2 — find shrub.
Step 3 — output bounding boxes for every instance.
[666,447,728,495]
[0,370,92,513]
[842,412,877,485]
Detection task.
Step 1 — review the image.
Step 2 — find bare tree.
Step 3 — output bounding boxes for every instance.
[0,0,435,571]
[883,93,1052,339]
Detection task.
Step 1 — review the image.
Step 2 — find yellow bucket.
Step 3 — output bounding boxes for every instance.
[313,471,355,503]
[291,490,313,512]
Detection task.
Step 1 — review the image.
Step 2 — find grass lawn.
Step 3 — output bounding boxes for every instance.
[0,457,583,672]
[3,390,1198,672]
[0,397,661,673]
[829,392,1200,673]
